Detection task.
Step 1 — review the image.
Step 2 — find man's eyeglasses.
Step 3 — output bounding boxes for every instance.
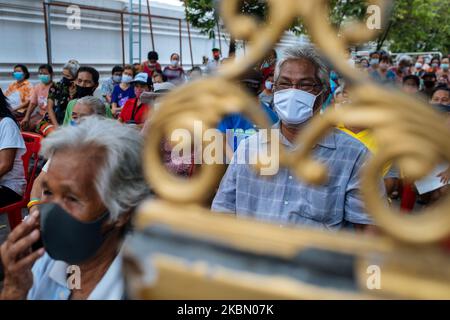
[275,81,323,93]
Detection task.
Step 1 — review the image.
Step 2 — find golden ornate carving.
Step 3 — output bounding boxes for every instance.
[128,0,450,299]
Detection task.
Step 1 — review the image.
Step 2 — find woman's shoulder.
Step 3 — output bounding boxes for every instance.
[0,117,21,138]
[0,116,18,128]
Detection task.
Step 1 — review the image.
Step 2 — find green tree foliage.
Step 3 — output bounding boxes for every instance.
[384,0,449,53]
[184,0,449,54]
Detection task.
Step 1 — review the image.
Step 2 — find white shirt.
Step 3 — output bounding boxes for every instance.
[0,117,26,195]
[27,251,124,300]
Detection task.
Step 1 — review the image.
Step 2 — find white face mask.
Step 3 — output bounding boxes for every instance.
[265,80,273,90]
[171,60,179,67]
[274,89,320,125]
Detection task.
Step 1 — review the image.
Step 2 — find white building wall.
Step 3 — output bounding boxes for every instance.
[0,0,307,90]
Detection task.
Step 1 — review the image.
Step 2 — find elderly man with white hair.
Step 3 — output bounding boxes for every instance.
[0,118,150,299]
[212,45,376,232]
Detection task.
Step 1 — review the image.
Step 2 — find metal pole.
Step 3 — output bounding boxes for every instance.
[120,13,125,66]
[43,1,52,64]
[183,0,194,68]
[138,0,142,62]
[179,19,182,67]
[146,0,155,51]
[186,19,194,68]
[129,0,133,64]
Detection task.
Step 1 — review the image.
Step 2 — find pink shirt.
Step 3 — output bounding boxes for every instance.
[30,82,52,116]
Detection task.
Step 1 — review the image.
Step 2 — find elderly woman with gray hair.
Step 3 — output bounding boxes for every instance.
[44,59,80,128]
[0,118,150,299]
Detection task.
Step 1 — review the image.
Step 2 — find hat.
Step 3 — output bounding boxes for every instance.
[212,48,220,52]
[131,72,152,86]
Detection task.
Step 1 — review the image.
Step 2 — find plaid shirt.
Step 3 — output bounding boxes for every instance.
[211,123,374,230]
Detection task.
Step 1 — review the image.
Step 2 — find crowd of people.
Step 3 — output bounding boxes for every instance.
[0,44,449,299]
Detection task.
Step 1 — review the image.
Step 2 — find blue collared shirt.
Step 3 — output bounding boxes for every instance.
[211,123,374,230]
[27,252,124,300]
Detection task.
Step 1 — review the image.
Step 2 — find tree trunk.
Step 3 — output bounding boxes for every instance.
[377,20,393,51]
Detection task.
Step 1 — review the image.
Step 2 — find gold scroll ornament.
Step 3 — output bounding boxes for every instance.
[130,0,450,299]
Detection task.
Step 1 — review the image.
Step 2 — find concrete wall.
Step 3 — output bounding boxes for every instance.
[0,0,307,90]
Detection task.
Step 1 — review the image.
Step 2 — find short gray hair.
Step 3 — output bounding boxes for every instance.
[41,117,150,221]
[397,54,413,65]
[63,59,80,78]
[274,45,330,91]
[76,96,106,117]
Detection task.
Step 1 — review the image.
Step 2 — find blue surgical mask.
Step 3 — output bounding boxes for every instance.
[122,74,133,84]
[370,59,379,66]
[70,120,78,126]
[170,60,179,67]
[442,64,449,70]
[330,71,339,81]
[39,74,51,84]
[265,80,273,90]
[113,75,122,83]
[274,88,319,125]
[13,71,24,81]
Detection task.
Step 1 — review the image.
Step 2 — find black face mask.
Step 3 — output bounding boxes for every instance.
[431,103,450,114]
[423,80,436,89]
[60,77,73,87]
[76,85,95,98]
[39,203,110,264]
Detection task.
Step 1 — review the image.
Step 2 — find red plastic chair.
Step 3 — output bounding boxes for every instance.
[0,132,42,230]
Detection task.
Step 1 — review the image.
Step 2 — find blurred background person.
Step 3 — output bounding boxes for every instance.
[62,66,106,126]
[21,64,54,132]
[118,73,152,127]
[0,88,26,207]
[163,53,185,85]
[152,70,166,84]
[206,48,222,74]
[4,64,32,117]
[258,72,274,107]
[420,72,437,99]
[101,65,124,105]
[142,51,161,78]
[111,65,135,117]
[45,59,79,127]
[430,56,441,73]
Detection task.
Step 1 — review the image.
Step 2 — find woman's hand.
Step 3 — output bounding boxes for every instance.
[20,117,30,131]
[437,167,450,185]
[0,211,45,300]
